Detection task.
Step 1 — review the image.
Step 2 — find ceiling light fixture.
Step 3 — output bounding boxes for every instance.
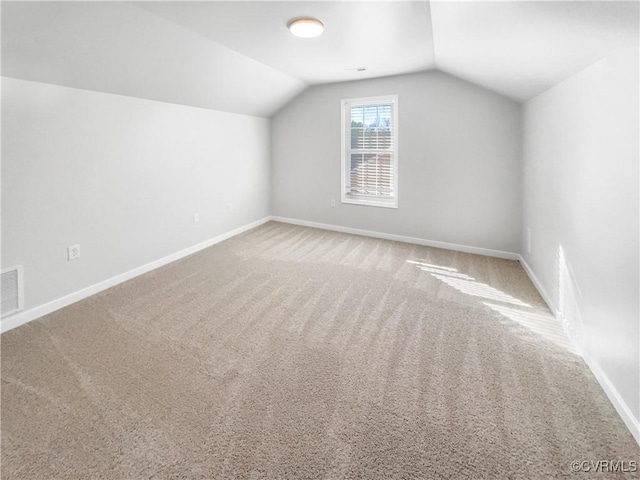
[288,17,324,38]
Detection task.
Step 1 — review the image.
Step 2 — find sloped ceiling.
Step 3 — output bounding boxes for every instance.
[1,2,307,117]
[431,1,639,101]
[2,1,638,117]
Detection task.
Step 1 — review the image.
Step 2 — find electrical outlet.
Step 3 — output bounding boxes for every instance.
[330,199,336,207]
[67,244,81,261]
[193,213,200,224]
[226,203,233,213]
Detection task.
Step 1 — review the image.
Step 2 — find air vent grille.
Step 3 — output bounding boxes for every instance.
[2,266,24,318]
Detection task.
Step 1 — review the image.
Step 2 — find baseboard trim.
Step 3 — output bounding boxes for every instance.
[518,255,639,446]
[0,217,270,334]
[583,353,640,445]
[517,255,557,315]
[270,216,519,260]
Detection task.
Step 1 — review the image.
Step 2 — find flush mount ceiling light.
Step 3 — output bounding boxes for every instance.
[288,17,324,38]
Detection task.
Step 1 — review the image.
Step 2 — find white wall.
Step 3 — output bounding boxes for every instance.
[271,71,522,254]
[2,77,270,314]
[522,46,639,437]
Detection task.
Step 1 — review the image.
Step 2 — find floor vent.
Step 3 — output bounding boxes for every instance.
[2,266,24,318]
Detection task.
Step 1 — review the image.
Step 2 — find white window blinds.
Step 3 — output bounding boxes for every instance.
[342,96,398,208]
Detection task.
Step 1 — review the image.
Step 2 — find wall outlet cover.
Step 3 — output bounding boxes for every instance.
[68,245,81,261]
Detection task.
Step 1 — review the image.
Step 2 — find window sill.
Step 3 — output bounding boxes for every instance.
[341,196,398,209]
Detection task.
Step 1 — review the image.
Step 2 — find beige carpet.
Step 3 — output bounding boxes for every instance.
[2,221,638,479]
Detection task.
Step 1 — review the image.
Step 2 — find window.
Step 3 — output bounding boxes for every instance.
[341,95,398,208]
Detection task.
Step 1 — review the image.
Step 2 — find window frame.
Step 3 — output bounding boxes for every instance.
[341,94,399,209]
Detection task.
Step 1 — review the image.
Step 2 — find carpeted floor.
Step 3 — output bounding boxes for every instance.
[1,221,638,479]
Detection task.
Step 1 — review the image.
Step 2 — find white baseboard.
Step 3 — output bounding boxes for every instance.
[583,353,640,445]
[517,254,558,315]
[270,216,519,260]
[518,255,639,446]
[0,217,270,334]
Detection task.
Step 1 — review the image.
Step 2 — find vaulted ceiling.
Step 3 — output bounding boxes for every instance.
[3,1,638,117]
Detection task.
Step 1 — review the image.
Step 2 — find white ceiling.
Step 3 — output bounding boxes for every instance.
[135,1,436,85]
[2,1,638,116]
[431,1,639,101]
[1,1,307,117]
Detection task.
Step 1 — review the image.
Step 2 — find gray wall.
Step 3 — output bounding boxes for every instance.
[2,77,270,312]
[522,46,639,428]
[271,70,522,253]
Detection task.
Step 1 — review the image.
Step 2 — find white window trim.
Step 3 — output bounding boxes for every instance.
[341,94,399,209]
